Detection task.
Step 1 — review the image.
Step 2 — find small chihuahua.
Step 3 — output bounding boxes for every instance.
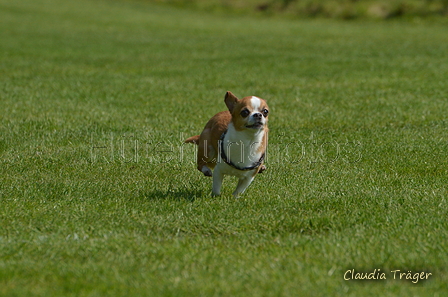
[185,91,269,197]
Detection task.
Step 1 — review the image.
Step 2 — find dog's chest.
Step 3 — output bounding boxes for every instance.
[220,123,265,172]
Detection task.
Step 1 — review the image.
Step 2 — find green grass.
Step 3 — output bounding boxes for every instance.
[1,0,448,296]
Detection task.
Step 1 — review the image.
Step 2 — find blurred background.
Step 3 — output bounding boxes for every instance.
[149,0,448,20]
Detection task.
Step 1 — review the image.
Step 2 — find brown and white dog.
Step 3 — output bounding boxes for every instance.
[185,91,269,197]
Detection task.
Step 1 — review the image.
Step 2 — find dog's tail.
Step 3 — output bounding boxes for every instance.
[185,135,200,144]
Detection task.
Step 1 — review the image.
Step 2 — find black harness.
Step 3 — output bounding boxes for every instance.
[219,131,265,171]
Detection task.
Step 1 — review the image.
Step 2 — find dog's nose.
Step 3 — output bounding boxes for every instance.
[253,112,262,119]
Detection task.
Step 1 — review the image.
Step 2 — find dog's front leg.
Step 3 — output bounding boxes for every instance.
[211,166,224,196]
[232,175,254,197]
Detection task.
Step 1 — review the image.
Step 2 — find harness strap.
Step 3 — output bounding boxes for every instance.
[219,131,265,171]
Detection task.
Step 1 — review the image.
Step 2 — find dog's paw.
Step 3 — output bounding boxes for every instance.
[258,165,267,174]
[201,166,213,177]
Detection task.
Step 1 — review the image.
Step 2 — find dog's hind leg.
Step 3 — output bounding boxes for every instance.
[196,129,216,176]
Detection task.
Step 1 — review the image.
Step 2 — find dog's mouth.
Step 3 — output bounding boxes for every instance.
[245,122,264,129]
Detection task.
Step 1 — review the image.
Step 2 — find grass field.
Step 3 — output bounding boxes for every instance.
[1,0,447,296]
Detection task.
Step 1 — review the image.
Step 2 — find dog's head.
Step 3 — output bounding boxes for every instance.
[224,91,269,132]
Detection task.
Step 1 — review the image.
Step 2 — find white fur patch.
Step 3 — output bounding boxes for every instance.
[222,122,265,171]
[250,96,261,111]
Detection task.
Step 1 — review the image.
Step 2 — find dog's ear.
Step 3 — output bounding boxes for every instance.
[224,91,239,113]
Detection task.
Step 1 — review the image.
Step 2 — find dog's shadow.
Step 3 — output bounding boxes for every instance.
[143,189,204,202]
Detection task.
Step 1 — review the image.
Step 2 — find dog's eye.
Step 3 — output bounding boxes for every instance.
[262,109,269,117]
[240,109,250,118]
